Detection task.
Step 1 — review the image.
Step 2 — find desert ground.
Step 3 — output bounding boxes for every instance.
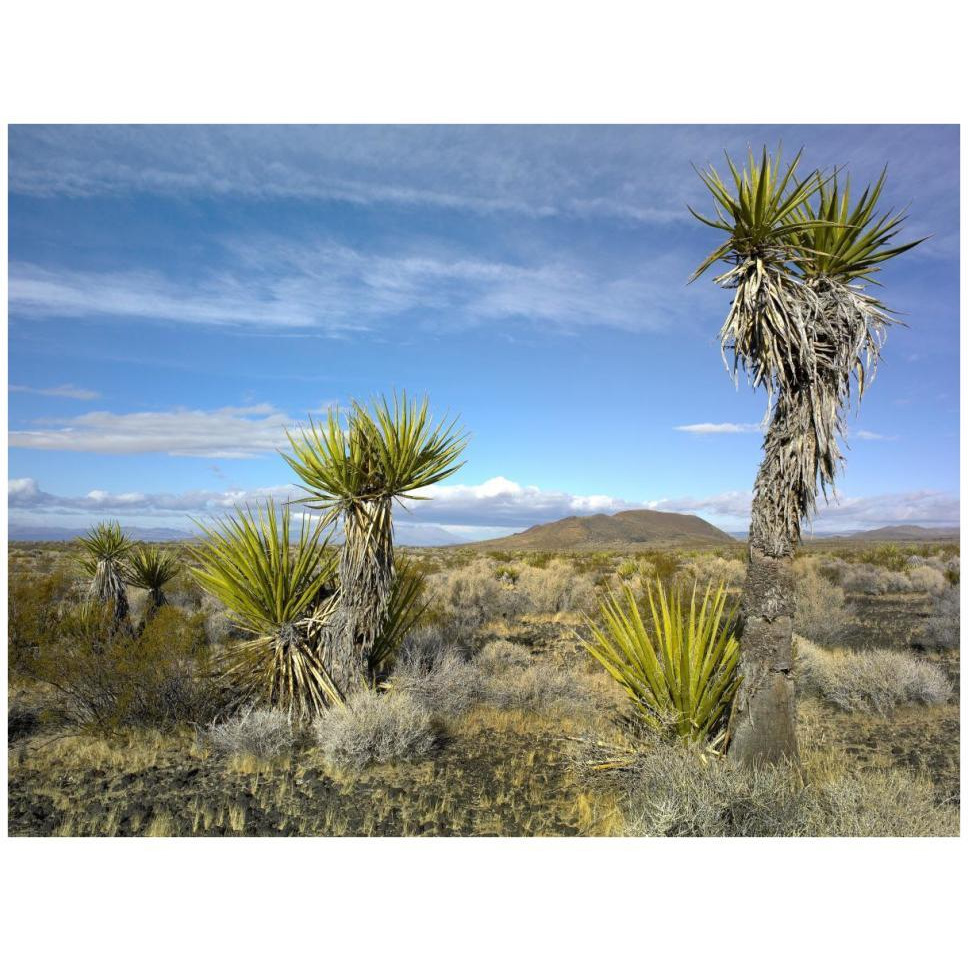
[7,539,960,837]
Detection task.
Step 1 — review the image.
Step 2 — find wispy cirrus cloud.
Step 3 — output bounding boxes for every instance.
[9,235,698,335]
[9,383,101,400]
[8,404,302,458]
[854,430,898,441]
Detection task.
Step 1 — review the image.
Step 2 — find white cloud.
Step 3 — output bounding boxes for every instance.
[9,236,694,335]
[675,422,761,435]
[9,383,101,400]
[9,404,302,458]
[854,430,898,441]
[10,476,958,535]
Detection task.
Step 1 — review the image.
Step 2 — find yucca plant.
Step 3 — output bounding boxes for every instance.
[284,392,467,695]
[189,502,340,718]
[75,521,133,628]
[124,544,181,618]
[584,580,739,746]
[691,147,924,765]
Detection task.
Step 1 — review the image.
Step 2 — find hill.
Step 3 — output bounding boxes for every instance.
[812,524,960,543]
[461,509,735,552]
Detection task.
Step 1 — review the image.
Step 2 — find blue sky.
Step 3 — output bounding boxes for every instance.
[6,124,960,541]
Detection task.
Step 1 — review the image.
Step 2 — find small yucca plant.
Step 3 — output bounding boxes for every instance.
[75,521,133,628]
[583,580,740,747]
[125,544,181,616]
[189,502,340,719]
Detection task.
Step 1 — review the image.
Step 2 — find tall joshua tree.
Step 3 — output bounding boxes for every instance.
[691,148,923,765]
[284,393,467,696]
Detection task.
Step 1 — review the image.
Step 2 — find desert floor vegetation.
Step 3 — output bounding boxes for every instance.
[7,540,960,837]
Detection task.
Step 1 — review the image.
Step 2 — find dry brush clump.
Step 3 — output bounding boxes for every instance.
[675,555,747,591]
[796,638,951,713]
[200,706,297,760]
[918,584,960,649]
[793,559,852,645]
[313,691,436,769]
[618,741,956,837]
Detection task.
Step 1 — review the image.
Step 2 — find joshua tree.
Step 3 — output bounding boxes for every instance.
[75,521,133,629]
[284,393,467,695]
[125,544,181,621]
[691,148,923,765]
[190,502,340,718]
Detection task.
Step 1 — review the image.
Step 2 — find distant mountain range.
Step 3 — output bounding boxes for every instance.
[461,509,735,552]
[7,521,471,547]
[806,524,960,542]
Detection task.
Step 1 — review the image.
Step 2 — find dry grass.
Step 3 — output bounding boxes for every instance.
[617,741,956,837]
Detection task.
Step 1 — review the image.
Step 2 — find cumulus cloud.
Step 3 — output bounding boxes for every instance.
[9,383,101,400]
[8,476,959,536]
[8,404,301,458]
[675,422,761,435]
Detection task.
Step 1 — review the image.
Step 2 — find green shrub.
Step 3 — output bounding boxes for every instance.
[28,602,222,733]
[8,567,77,672]
[583,580,739,745]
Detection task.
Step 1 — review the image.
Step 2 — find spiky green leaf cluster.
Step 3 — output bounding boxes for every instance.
[690,147,823,279]
[74,521,133,579]
[189,503,341,717]
[189,502,334,635]
[283,392,468,520]
[787,169,923,283]
[124,544,181,592]
[583,580,740,746]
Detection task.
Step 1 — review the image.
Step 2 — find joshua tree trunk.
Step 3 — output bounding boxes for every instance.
[325,498,395,695]
[728,391,812,766]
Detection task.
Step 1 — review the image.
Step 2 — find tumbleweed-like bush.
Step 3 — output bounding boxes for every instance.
[796,638,951,713]
[314,691,436,769]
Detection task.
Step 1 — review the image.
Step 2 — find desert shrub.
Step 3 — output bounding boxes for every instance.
[391,627,481,718]
[583,580,739,744]
[473,638,533,675]
[314,691,436,768]
[620,742,956,837]
[426,558,510,640]
[7,567,78,672]
[516,560,598,614]
[918,585,960,649]
[907,565,948,595]
[797,639,951,713]
[480,661,594,713]
[794,563,851,645]
[677,555,746,591]
[638,551,681,586]
[28,602,222,733]
[839,562,912,595]
[200,706,295,759]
